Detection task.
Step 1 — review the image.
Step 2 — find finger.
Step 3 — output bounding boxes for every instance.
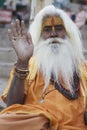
[8,29,17,43]
[26,33,32,45]
[15,19,21,35]
[21,20,27,36]
[8,29,13,41]
[10,22,17,37]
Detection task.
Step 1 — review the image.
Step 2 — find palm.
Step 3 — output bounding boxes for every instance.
[8,19,34,62]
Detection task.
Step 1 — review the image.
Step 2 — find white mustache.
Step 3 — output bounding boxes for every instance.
[44,37,66,45]
[34,37,68,52]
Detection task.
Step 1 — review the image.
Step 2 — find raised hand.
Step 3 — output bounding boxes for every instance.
[8,19,34,66]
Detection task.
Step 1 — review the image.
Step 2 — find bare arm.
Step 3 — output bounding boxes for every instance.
[6,20,34,106]
[6,74,25,106]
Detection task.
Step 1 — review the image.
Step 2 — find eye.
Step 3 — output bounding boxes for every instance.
[43,26,52,32]
[55,25,64,31]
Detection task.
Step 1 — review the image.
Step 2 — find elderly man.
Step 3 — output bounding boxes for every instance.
[0,5,87,130]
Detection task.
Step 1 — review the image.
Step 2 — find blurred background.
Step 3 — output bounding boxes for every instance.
[0,0,87,109]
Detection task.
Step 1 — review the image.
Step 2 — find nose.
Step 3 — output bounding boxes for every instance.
[50,30,57,38]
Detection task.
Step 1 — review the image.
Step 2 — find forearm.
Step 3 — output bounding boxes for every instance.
[6,61,29,106]
[6,75,26,106]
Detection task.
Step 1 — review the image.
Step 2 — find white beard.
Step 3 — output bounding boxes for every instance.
[34,37,80,93]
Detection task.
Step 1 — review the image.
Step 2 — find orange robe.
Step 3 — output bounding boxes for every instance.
[0,58,87,130]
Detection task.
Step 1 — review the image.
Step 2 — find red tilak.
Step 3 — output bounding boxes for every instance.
[51,16,55,26]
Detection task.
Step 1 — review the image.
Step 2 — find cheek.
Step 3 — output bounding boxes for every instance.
[41,33,50,40]
[58,31,66,38]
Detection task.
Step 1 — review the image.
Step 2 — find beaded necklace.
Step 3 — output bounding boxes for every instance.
[39,71,79,103]
[53,71,80,100]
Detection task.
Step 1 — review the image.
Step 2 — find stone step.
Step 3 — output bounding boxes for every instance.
[81,26,87,39]
[0,28,11,47]
[0,48,17,63]
[0,62,14,78]
[0,47,17,61]
[83,50,87,60]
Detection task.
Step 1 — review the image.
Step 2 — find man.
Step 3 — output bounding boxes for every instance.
[0,5,87,130]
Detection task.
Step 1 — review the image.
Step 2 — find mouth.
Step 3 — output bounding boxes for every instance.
[51,41,58,44]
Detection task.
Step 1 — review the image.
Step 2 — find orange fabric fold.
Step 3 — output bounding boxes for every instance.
[0,60,87,129]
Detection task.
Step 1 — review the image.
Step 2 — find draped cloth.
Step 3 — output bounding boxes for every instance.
[0,58,87,130]
[0,113,51,130]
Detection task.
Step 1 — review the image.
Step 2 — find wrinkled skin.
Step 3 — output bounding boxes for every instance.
[8,19,34,68]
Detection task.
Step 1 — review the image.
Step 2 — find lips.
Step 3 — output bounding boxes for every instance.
[52,41,58,44]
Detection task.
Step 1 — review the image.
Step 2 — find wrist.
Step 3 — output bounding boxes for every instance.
[14,64,29,79]
[16,59,29,70]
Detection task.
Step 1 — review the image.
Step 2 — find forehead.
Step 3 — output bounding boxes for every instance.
[42,15,64,28]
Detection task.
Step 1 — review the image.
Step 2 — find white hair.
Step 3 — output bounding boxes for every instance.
[29,5,84,63]
[29,5,85,93]
[34,37,83,93]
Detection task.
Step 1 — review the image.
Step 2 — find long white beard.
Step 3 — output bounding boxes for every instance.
[34,37,80,93]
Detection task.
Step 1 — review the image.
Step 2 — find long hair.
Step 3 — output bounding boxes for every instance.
[29,5,85,93]
[29,5,84,63]
[34,36,82,93]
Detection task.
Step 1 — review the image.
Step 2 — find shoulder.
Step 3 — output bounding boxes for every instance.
[27,57,38,81]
